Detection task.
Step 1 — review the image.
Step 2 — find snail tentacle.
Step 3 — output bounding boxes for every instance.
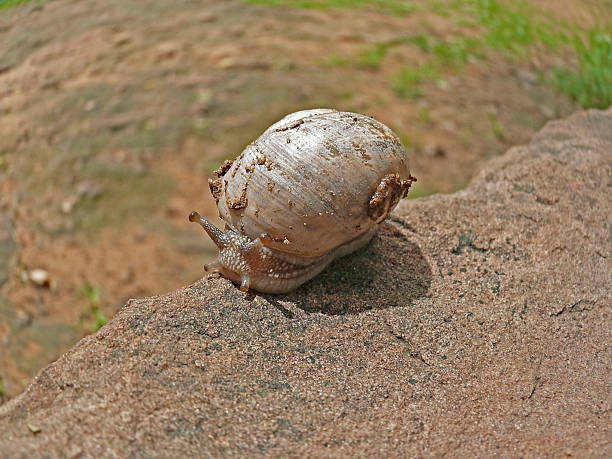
[189,211,228,249]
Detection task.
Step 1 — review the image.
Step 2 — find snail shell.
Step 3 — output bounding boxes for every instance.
[190,109,415,293]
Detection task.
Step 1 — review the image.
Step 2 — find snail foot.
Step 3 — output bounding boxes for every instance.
[204,259,221,273]
[240,273,251,292]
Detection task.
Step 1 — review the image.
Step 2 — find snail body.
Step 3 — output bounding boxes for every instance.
[190,109,415,293]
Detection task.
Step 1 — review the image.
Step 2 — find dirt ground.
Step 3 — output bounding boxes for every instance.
[0,0,608,401]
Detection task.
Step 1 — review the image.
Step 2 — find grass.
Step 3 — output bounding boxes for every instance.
[554,31,612,109]
[397,1,611,107]
[463,0,552,53]
[488,112,506,140]
[358,43,390,68]
[0,0,40,9]
[432,36,483,67]
[249,0,611,109]
[325,53,349,67]
[80,282,107,333]
[407,33,433,52]
[459,0,610,108]
[8,0,608,109]
[242,0,418,15]
[393,63,437,99]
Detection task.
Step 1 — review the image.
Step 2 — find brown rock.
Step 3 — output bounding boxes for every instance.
[0,109,611,457]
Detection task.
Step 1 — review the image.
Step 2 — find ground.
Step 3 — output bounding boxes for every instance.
[0,0,610,401]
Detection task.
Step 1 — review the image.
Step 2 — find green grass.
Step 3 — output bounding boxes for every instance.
[357,43,390,68]
[463,0,547,53]
[0,0,40,9]
[460,0,610,108]
[394,0,611,107]
[325,53,349,67]
[80,282,107,333]
[432,36,483,67]
[488,112,505,140]
[554,31,612,109]
[315,0,612,109]
[407,33,433,52]
[242,0,417,15]
[393,63,437,99]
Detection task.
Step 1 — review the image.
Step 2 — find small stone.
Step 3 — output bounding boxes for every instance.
[84,100,96,111]
[29,269,50,287]
[26,423,41,434]
[61,196,78,213]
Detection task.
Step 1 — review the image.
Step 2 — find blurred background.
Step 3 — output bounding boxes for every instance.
[0,0,610,402]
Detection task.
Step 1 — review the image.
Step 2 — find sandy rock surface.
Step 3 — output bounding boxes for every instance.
[0,108,610,456]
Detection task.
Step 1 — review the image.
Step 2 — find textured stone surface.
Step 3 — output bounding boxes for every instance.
[0,109,610,457]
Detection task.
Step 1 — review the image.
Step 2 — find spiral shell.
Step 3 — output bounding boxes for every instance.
[209,109,413,257]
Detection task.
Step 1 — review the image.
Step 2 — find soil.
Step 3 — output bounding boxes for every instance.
[0,0,608,401]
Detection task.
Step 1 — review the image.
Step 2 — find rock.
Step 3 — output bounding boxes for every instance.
[0,109,611,457]
[28,269,50,288]
[60,196,77,214]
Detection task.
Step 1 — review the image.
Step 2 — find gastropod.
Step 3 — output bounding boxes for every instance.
[190,109,415,293]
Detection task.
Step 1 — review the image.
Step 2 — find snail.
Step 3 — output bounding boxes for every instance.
[190,109,415,293]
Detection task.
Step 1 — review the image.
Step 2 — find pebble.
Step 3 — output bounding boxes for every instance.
[29,269,50,287]
[61,196,78,214]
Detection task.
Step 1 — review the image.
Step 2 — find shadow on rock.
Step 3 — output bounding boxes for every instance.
[261,223,432,315]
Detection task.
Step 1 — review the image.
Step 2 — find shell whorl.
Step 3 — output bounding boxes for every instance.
[209,109,414,258]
